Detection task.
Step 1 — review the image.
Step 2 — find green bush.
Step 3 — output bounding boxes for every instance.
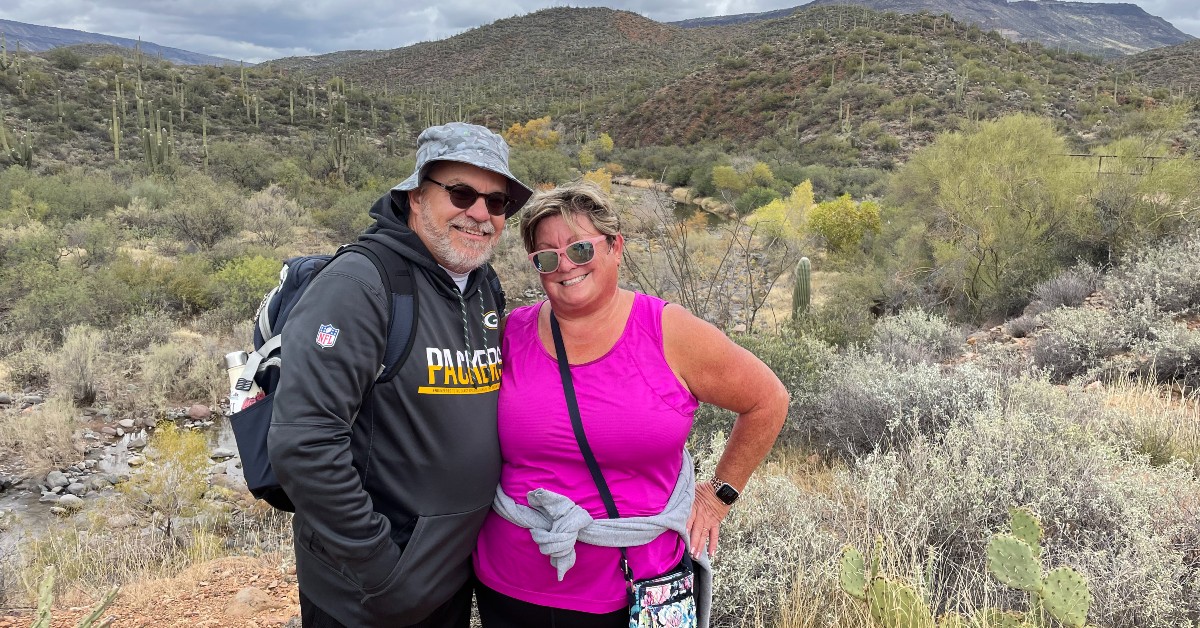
[312,187,379,243]
[211,255,280,319]
[161,172,242,250]
[733,186,780,215]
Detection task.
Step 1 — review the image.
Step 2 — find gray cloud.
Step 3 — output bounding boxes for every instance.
[0,0,1195,63]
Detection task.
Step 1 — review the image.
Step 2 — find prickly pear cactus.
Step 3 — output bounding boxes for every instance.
[867,577,934,628]
[1009,507,1043,558]
[840,544,868,600]
[987,534,1042,592]
[1040,566,1091,628]
[974,608,1033,628]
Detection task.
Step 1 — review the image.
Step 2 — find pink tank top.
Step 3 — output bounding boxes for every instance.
[474,292,698,613]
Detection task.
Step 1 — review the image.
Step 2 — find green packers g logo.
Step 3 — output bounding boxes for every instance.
[483,310,499,330]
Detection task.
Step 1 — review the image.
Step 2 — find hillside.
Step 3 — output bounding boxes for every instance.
[0,18,234,66]
[1,4,1197,177]
[673,0,1194,57]
[618,6,1113,159]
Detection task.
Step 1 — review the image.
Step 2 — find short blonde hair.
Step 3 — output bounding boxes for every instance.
[519,181,622,253]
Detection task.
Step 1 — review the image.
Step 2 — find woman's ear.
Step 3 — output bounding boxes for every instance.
[612,233,624,261]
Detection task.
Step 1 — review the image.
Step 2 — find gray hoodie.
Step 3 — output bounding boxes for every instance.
[268,190,503,626]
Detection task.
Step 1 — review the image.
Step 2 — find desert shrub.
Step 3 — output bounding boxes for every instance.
[48,325,106,406]
[692,432,844,627]
[1137,325,1200,393]
[312,187,380,243]
[1003,313,1041,338]
[11,168,131,225]
[790,298,875,349]
[207,140,277,191]
[509,147,572,187]
[63,215,120,266]
[850,380,1200,626]
[3,338,51,390]
[139,333,224,405]
[46,47,85,70]
[1032,265,1101,310]
[129,176,175,210]
[870,308,963,364]
[795,352,1001,458]
[1104,379,1200,468]
[1031,307,1136,382]
[1106,232,1200,315]
[211,255,279,320]
[105,253,215,316]
[6,264,98,340]
[733,186,780,215]
[244,184,305,248]
[105,309,178,354]
[161,172,242,250]
[0,394,77,476]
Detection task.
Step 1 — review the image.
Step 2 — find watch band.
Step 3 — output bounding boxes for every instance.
[710,475,740,505]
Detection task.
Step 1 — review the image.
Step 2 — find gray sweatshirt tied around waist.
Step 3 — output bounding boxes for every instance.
[491,450,712,627]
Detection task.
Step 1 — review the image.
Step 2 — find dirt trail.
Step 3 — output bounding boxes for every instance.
[0,556,299,628]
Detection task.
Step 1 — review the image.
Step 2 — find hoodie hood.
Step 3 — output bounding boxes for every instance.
[359,190,487,300]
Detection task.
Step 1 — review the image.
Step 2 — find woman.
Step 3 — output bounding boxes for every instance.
[473,182,788,627]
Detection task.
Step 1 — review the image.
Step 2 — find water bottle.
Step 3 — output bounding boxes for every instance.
[224,351,264,412]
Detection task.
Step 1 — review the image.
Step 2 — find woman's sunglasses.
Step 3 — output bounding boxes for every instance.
[528,235,609,274]
[425,176,512,216]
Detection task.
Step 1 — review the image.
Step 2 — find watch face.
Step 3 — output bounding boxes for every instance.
[715,483,739,505]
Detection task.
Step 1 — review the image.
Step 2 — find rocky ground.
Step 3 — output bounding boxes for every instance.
[0,556,300,627]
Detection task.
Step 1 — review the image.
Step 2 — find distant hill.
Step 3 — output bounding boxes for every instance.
[0,18,235,66]
[672,0,1194,57]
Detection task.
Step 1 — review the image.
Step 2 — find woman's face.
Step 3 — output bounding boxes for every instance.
[531,212,622,314]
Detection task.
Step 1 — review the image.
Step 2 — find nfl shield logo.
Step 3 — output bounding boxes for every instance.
[315,324,339,348]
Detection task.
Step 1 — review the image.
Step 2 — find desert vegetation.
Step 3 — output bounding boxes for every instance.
[1,3,1200,626]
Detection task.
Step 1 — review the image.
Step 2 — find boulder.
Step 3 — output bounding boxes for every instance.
[211,448,237,460]
[58,494,84,510]
[67,483,88,496]
[46,470,70,488]
[188,404,211,420]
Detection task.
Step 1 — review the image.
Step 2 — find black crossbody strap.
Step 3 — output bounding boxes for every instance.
[550,311,634,584]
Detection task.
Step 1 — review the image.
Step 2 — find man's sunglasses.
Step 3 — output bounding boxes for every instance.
[425,176,512,216]
[528,235,609,274]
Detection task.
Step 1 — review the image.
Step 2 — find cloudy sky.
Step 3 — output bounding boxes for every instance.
[0,0,1196,63]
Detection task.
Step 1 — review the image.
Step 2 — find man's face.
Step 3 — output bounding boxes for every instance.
[407,161,508,274]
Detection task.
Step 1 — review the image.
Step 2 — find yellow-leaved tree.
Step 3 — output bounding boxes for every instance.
[503,116,560,149]
[750,180,815,241]
[808,193,881,253]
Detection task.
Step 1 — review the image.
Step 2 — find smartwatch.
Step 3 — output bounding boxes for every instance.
[709,476,740,506]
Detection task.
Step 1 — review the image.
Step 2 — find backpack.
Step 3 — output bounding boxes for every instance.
[228,240,505,511]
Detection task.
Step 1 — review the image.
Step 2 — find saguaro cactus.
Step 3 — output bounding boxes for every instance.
[792,256,811,318]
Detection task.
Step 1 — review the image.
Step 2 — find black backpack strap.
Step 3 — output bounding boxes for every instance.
[337,241,417,383]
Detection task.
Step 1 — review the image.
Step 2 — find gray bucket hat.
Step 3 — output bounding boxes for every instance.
[393,122,534,217]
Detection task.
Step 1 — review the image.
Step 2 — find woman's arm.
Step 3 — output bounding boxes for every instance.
[662,303,789,558]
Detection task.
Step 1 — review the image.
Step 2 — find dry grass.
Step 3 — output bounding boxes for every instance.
[0,394,80,476]
[1103,377,1200,467]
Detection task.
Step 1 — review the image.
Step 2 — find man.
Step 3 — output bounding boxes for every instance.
[268,123,533,627]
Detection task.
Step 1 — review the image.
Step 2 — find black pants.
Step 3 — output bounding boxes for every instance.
[475,581,627,628]
[299,580,473,628]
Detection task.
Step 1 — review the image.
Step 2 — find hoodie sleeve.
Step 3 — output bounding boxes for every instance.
[267,253,402,593]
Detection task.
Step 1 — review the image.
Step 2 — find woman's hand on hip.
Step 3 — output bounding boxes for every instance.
[687,482,731,559]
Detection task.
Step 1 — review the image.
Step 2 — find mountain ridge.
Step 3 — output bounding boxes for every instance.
[0,18,235,66]
[671,0,1194,56]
